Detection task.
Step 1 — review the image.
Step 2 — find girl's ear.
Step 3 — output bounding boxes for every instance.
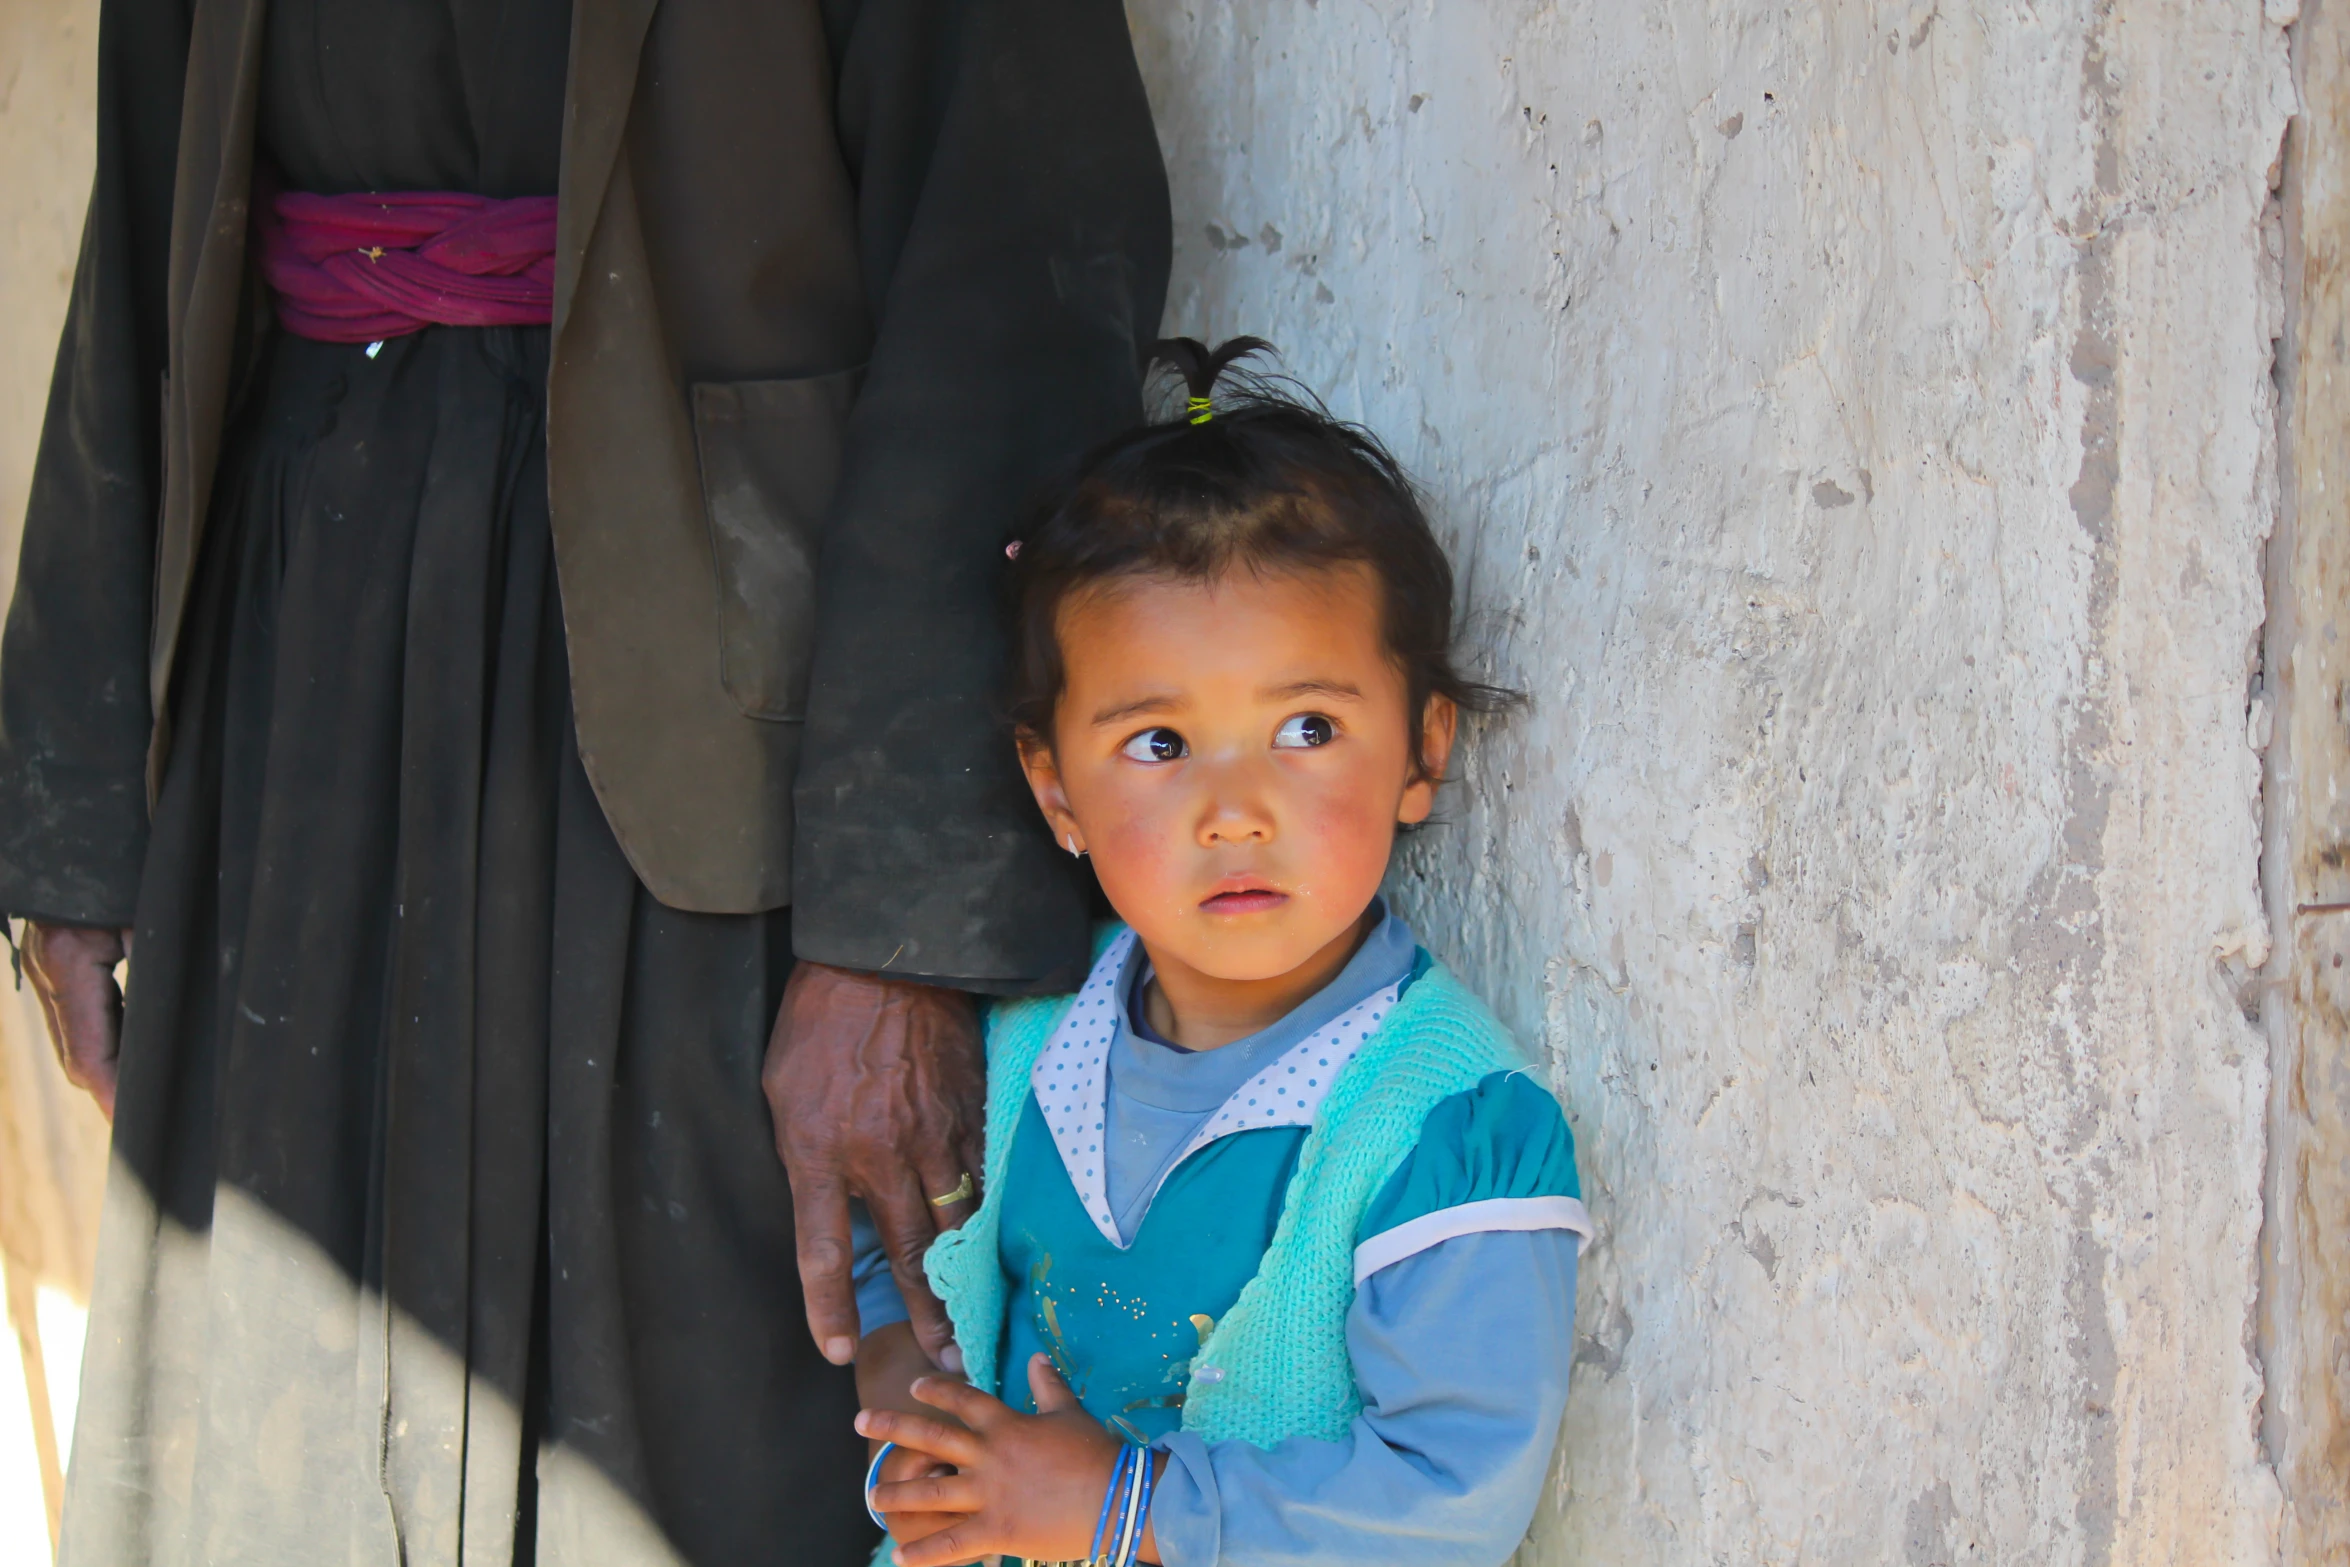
[1016,728,1088,855]
[1397,693,1459,825]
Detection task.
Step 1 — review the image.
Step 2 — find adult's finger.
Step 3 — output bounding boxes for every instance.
[55,974,122,1116]
[22,923,124,1121]
[872,1472,983,1517]
[853,1407,985,1468]
[872,1169,961,1368]
[952,1124,987,1226]
[912,1139,975,1233]
[787,1163,861,1365]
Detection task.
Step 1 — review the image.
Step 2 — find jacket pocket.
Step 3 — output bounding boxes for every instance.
[690,366,864,720]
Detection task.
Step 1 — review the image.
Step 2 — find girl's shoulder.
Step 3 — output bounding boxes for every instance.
[1377,950,1523,1063]
[1358,1067,1582,1243]
[1352,956,1584,1248]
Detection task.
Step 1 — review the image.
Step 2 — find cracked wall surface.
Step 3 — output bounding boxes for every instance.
[1130,1,2297,1560]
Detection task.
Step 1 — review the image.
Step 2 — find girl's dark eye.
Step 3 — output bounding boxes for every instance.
[1120,727,1189,763]
[1273,714,1336,749]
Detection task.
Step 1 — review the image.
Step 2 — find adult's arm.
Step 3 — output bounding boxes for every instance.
[0,0,192,1116]
[767,0,1169,1368]
[765,960,986,1367]
[0,0,190,928]
[798,0,1171,992]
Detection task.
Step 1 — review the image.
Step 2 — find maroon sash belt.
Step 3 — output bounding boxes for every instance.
[256,189,557,344]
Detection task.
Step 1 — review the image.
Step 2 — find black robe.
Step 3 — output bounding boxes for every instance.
[3,2,1163,1564]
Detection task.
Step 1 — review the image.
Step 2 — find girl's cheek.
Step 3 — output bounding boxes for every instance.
[1090,787,1182,898]
[1298,773,1400,881]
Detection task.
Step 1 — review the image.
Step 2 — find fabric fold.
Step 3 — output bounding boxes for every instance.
[256,188,557,342]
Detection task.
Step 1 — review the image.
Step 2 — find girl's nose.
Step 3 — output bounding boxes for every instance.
[1195,761,1276,845]
[1200,808,1272,845]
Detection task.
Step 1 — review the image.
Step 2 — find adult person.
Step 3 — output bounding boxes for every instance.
[0,0,1168,1563]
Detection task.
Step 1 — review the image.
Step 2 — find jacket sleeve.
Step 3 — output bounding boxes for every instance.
[0,0,193,926]
[793,0,1170,994]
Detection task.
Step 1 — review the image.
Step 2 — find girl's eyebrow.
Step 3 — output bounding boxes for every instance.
[1263,678,1364,702]
[1089,693,1183,726]
[1089,679,1361,727]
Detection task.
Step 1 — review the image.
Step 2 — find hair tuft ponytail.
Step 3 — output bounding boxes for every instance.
[1145,336,1282,421]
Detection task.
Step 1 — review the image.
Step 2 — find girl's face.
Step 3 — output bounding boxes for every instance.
[1019,563,1456,989]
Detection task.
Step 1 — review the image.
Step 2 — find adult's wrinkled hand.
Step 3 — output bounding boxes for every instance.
[763,962,986,1370]
[22,920,133,1121]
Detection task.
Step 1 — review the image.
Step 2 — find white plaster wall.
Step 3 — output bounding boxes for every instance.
[1129,2,2295,1560]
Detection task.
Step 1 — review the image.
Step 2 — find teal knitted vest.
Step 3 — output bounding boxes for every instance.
[924,925,1525,1448]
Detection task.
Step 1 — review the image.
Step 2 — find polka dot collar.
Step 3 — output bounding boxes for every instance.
[1029,929,1406,1248]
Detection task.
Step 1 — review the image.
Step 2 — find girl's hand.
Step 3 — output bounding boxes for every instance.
[856,1322,967,1543]
[873,1440,961,1545]
[858,1353,1163,1567]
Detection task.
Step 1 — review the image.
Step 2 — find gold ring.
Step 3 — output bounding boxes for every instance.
[929,1172,974,1207]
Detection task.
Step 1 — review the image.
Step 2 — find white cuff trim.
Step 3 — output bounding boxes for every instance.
[1353,1195,1594,1284]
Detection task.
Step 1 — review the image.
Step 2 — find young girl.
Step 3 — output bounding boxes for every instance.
[850,339,1591,1567]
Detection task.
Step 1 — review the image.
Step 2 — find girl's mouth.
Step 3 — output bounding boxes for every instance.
[1201,888,1289,915]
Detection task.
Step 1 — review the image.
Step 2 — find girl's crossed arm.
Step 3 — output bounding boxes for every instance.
[861,1353,1166,1567]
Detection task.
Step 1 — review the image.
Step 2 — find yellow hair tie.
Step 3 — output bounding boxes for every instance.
[1186,395,1214,425]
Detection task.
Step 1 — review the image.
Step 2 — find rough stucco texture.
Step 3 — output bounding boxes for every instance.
[1130,2,2294,1561]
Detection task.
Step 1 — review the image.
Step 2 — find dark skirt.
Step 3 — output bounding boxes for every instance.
[60,326,874,1567]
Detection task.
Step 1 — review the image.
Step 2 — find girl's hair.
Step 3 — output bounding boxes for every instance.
[1004,337,1516,777]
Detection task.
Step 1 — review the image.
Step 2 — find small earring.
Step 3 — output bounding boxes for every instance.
[1064,835,1083,858]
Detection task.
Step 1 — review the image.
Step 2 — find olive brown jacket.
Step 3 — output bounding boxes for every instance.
[0,0,1168,989]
